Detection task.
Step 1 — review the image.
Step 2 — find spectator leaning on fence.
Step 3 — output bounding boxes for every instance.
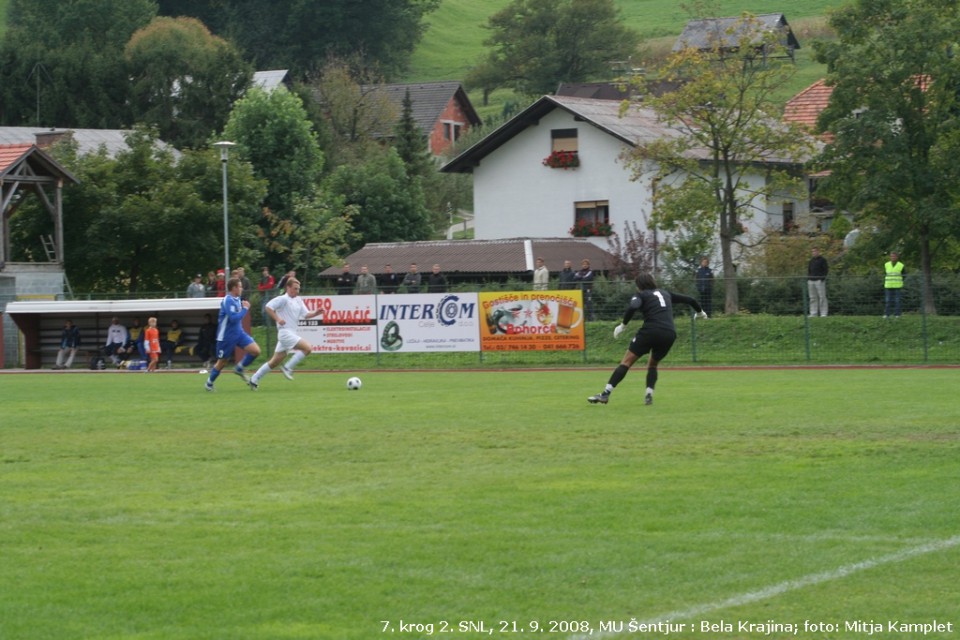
[807,247,829,317]
[884,251,905,318]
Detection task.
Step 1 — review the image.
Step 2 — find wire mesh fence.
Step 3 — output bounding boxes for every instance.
[65,273,960,369]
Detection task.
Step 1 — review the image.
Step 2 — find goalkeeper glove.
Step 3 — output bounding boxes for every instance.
[695,310,709,320]
[613,323,626,338]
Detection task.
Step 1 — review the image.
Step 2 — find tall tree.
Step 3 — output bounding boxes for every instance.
[326,148,431,250]
[8,130,268,292]
[156,0,439,80]
[625,13,814,314]
[465,0,640,98]
[222,87,325,214]
[393,89,434,180]
[125,17,252,150]
[814,0,960,314]
[0,0,155,127]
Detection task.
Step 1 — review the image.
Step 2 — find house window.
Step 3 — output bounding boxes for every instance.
[443,121,464,141]
[570,200,611,237]
[782,201,795,233]
[552,128,578,153]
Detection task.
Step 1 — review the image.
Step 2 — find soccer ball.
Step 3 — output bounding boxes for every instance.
[346,376,362,390]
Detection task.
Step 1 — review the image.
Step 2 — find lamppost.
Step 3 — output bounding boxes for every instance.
[214,141,236,279]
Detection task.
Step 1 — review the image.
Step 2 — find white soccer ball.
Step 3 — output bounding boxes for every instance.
[346,376,362,390]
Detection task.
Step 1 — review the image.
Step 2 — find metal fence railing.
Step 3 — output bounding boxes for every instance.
[23,274,960,368]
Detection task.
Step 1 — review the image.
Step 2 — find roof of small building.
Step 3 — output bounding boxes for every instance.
[783,79,834,138]
[673,13,800,52]
[252,69,291,92]
[0,143,78,184]
[318,238,617,278]
[0,127,178,158]
[360,81,482,136]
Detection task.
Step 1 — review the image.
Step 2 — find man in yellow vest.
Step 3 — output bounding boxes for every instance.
[884,251,905,318]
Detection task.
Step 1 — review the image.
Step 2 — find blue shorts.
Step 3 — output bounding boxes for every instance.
[216,332,255,360]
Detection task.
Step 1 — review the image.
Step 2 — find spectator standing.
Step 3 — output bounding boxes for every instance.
[237,267,253,301]
[144,317,161,372]
[558,260,576,290]
[187,273,206,298]
[205,277,261,391]
[884,251,906,318]
[258,267,275,292]
[427,264,448,293]
[103,317,128,365]
[335,264,355,295]
[204,271,218,297]
[695,257,714,317]
[381,264,401,294]
[402,263,422,293]
[248,278,324,389]
[573,259,596,320]
[807,248,829,317]
[354,265,378,295]
[215,270,226,297]
[53,320,81,369]
[533,257,549,291]
[276,270,296,291]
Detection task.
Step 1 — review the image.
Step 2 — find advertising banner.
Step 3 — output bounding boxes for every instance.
[375,293,481,352]
[479,290,585,351]
[300,295,378,353]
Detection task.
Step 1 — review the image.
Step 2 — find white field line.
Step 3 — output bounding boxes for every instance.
[571,535,960,640]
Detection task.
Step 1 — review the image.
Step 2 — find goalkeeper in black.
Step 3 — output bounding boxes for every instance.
[588,272,707,406]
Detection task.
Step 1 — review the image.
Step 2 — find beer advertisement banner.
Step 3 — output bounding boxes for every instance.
[376,293,481,352]
[479,290,585,351]
[300,295,378,353]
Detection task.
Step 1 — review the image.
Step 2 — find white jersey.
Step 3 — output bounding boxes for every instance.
[266,293,309,334]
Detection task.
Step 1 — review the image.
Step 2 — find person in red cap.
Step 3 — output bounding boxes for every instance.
[215,269,226,297]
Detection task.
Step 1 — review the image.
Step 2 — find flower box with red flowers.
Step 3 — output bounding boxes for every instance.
[542,150,580,169]
[569,219,613,237]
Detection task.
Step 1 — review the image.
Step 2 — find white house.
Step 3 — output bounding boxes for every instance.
[441,94,811,251]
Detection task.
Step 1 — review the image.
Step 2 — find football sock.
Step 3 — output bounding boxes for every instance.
[239,353,256,369]
[608,364,630,390]
[287,350,306,369]
[208,368,221,383]
[251,362,271,383]
[645,366,658,390]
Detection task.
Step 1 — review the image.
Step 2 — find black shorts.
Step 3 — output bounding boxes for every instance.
[629,327,676,362]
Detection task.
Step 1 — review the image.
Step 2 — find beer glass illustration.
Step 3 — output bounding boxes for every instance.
[556,300,582,334]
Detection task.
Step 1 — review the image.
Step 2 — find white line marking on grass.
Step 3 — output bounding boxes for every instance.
[571,535,960,640]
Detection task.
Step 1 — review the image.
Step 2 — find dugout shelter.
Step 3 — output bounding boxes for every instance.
[5,297,225,369]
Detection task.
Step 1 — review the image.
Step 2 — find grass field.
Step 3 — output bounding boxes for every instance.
[2,368,958,639]
[405,0,848,120]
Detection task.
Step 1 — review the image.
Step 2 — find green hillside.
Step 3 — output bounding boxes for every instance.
[405,0,848,119]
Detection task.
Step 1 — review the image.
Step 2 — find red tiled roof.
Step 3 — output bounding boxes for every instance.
[0,143,32,176]
[783,79,833,134]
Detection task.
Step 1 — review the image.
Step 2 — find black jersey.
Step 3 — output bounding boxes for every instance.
[622,289,702,332]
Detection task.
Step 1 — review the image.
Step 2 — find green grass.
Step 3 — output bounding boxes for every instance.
[405,0,849,118]
[2,369,959,639]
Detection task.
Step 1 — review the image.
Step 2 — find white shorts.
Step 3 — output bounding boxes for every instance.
[275,329,305,353]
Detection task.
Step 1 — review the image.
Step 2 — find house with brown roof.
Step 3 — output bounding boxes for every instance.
[363,81,482,156]
[783,79,833,140]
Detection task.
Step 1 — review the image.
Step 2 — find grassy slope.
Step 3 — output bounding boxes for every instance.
[405,0,848,119]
